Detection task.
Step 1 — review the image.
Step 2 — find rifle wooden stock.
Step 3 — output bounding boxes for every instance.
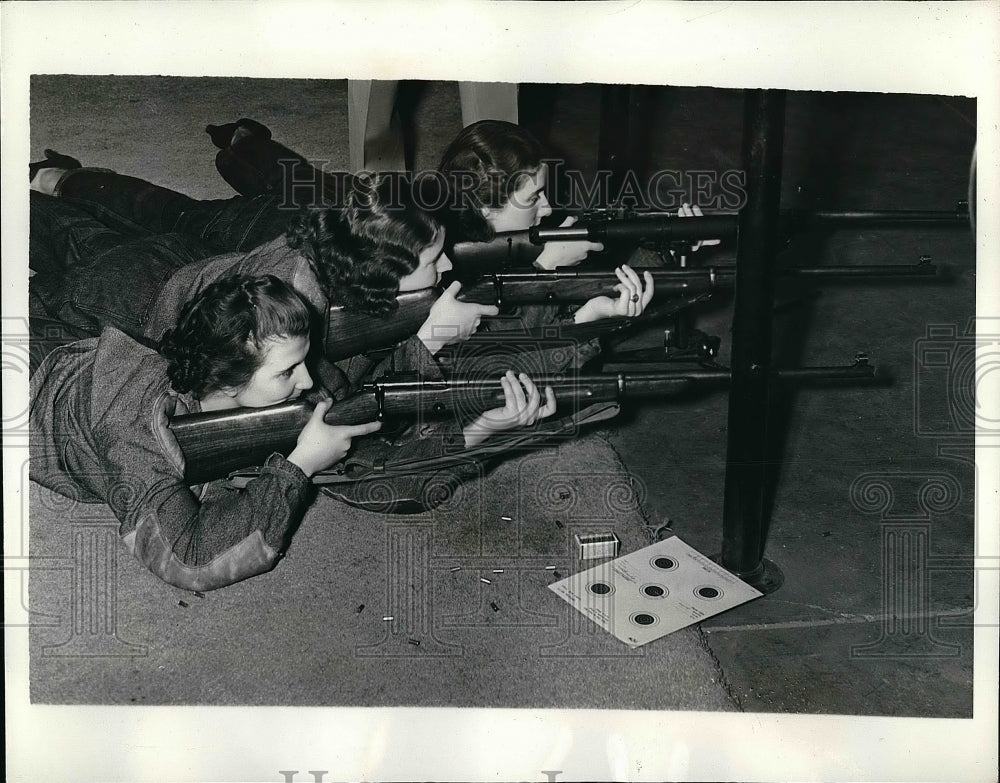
[171,393,383,484]
[325,268,727,361]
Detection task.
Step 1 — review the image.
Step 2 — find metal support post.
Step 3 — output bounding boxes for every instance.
[718,89,787,592]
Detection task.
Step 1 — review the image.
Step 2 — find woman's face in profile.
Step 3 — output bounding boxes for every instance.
[483,165,552,233]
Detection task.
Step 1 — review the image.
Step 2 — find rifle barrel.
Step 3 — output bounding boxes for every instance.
[531,214,740,243]
[772,361,876,382]
[525,208,968,245]
[693,207,970,228]
[705,260,939,279]
[786,208,971,227]
[374,369,729,417]
[779,262,939,277]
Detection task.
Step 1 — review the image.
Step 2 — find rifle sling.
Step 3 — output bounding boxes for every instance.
[223,402,622,488]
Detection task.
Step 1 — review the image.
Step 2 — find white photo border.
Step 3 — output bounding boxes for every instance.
[3,2,998,781]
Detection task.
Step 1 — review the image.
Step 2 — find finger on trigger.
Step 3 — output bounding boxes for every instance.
[350,420,383,436]
[543,386,557,415]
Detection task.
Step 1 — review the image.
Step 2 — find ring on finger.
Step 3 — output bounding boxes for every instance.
[631,294,639,303]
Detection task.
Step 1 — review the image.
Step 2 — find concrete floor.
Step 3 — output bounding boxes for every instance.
[19,76,985,773]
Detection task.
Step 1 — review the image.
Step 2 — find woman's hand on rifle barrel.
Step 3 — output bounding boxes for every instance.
[572,264,655,324]
[463,371,558,448]
[534,216,605,270]
[417,280,500,356]
[287,397,383,478]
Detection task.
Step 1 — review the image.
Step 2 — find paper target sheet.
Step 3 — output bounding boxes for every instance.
[548,536,763,647]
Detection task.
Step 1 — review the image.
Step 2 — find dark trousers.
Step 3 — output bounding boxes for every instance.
[28,171,295,371]
[57,169,293,253]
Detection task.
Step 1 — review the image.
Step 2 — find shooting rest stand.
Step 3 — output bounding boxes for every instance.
[597,87,969,593]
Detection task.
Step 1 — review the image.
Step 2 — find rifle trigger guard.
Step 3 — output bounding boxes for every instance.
[490,275,503,307]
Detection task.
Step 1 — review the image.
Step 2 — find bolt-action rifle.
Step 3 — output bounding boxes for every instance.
[449,203,971,270]
[172,358,876,485]
[450,213,740,270]
[323,259,939,362]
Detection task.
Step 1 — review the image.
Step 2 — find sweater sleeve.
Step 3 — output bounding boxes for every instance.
[323,417,477,513]
[335,334,445,390]
[102,401,315,591]
[322,336,480,512]
[470,304,603,373]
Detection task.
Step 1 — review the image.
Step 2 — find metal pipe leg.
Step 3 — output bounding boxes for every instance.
[719,89,787,592]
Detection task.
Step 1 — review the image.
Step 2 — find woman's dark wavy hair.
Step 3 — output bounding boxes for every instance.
[160,274,313,399]
[285,173,440,316]
[438,119,546,242]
